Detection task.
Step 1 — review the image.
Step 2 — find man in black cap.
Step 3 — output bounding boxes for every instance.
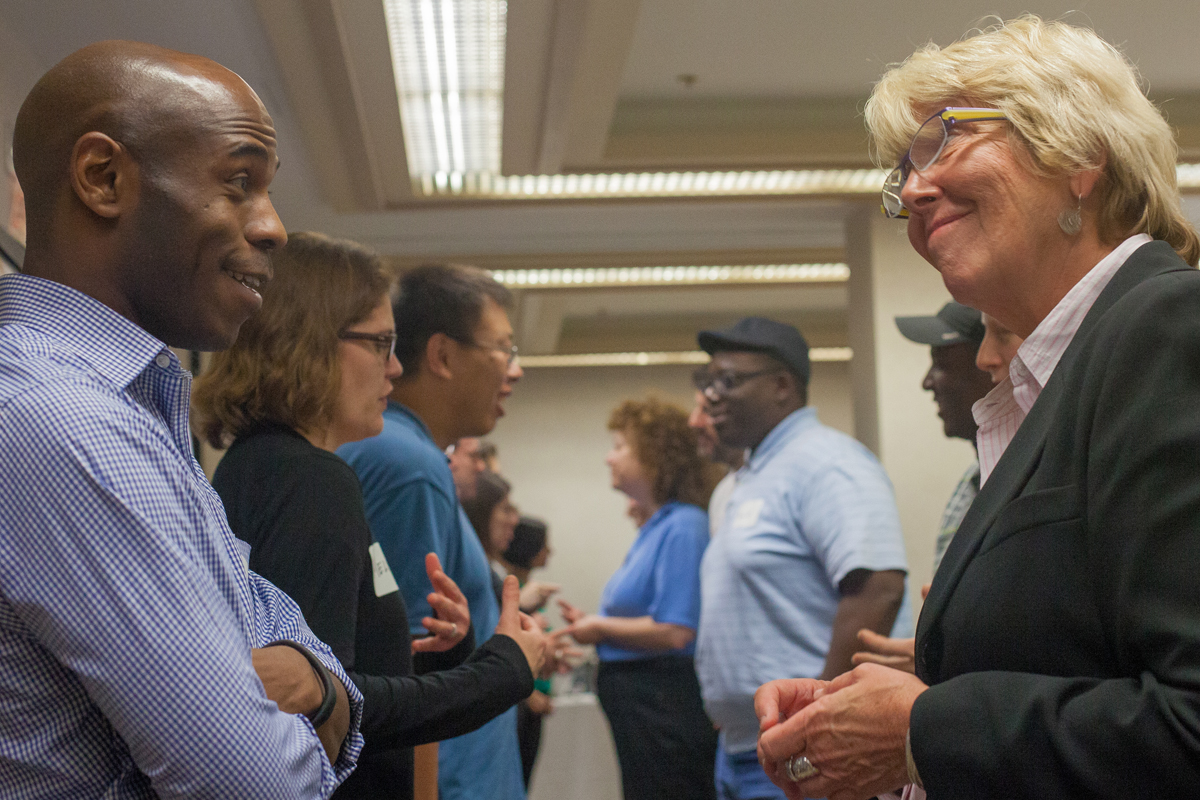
[853,303,1018,675]
[894,301,995,571]
[691,317,910,800]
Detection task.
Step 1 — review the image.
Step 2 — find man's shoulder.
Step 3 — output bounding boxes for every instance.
[341,413,441,466]
[339,416,456,503]
[774,418,882,473]
[0,337,138,450]
[0,328,86,405]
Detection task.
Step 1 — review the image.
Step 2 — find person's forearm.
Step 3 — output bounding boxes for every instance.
[821,570,906,680]
[594,615,695,652]
[248,571,364,776]
[316,677,351,764]
[350,634,533,748]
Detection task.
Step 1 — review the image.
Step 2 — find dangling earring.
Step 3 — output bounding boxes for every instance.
[1058,194,1082,236]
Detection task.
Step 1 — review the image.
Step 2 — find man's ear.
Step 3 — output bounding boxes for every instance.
[772,369,805,406]
[70,132,134,219]
[424,332,456,380]
[770,369,793,399]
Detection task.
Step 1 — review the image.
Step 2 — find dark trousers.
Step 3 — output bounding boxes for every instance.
[597,656,718,800]
[516,699,543,787]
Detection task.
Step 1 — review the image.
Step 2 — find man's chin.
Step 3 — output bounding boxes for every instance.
[472,412,500,438]
[712,424,746,451]
[164,321,246,353]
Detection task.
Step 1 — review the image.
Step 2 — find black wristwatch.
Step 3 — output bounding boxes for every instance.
[265,640,337,727]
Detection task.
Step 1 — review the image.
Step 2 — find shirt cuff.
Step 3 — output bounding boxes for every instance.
[310,648,365,783]
[905,727,923,789]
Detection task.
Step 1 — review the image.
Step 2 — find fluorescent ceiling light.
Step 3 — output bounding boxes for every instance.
[519,348,853,368]
[416,163,1200,199]
[1177,163,1200,188]
[409,162,1200,201]
[383,0,506,192]
[413,167,888,199]
[490,263,849,288]
[379,3,1200,201]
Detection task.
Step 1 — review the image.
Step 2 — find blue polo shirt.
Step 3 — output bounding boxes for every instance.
[339,403,522,800]
[596,501,709,662]
[697,407,911,754]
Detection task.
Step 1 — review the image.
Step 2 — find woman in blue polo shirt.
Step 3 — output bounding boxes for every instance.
[557,397,719,800]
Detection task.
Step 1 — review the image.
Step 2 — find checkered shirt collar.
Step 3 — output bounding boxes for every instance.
[0,272,172,388]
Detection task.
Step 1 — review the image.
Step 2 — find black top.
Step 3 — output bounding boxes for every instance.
[213,423,533,800]
[914,242,1200,798]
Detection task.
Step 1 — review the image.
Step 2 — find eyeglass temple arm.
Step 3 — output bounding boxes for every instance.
[941,108,1006,122]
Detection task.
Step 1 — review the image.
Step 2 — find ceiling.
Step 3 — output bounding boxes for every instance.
[2,0,1199,355]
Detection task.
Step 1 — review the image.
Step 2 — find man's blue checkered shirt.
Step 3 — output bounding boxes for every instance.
[0,273,363,799]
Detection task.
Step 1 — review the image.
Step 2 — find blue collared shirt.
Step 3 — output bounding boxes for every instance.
[339,404,524,800]
[597,501,709,662]
[697,407,911,753]
[0,273,363,799]
[339,403,499,645]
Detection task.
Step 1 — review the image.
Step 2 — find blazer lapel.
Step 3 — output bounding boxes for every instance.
[915,375,1056,665]
[915,241,1192,677]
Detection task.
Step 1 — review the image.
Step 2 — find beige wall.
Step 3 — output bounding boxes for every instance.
[487,360,852,620]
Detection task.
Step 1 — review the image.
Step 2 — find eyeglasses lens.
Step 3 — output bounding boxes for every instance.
[909,115,949,171]
[882,166,906,217]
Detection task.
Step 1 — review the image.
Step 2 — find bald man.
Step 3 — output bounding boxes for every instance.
[0,42,362,798]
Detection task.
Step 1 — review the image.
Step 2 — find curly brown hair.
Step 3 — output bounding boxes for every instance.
[191,231,391,449]
[608,397,715,508]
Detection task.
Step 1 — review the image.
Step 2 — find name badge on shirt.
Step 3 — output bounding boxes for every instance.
[368,542,400,597]
[732,498,764,528]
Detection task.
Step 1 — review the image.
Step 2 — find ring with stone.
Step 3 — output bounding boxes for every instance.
[784,754,820,782]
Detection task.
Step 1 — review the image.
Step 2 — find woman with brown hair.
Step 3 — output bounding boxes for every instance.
[192,231,544,800]
[463,470,521,564]
[557,396,718,800]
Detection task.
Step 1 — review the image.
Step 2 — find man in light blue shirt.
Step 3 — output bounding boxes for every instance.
[340,264,541,800]
[0,41,362,798]
[693,317,910,800]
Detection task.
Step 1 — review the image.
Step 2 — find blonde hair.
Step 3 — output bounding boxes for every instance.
[865,15,1199,265]
[192,232,391,449]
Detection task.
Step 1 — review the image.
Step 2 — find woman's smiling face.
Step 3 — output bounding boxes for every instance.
[899,121,1071,320]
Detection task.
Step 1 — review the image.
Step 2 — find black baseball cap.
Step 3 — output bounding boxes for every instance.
[697,317,810,385]
[895,302,984,348]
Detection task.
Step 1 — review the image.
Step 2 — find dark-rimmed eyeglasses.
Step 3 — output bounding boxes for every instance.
[339,331,397,362]
[692,367,781,398]
[455,338,519,367]
[882,107,1008,219]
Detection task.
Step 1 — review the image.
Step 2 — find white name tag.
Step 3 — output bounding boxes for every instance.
[368,542,400,597]
[732,498,764,528]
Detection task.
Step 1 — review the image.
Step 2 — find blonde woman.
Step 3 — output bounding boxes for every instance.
[756,17,1200,800]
